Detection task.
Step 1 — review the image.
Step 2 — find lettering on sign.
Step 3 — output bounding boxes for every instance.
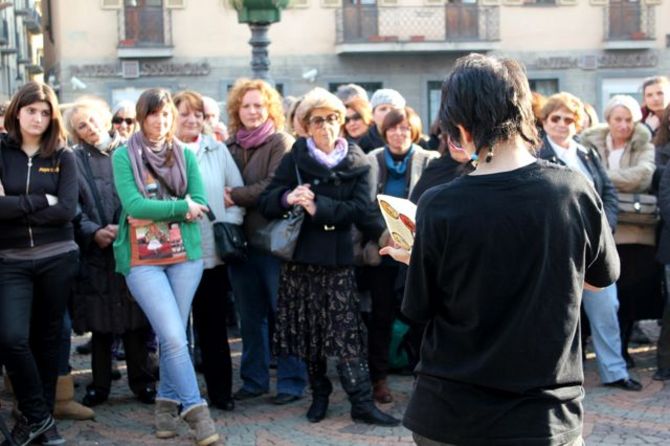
[529,53,657,70]
[70,62,211,78]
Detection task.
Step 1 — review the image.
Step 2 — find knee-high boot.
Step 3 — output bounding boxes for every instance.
[336,359,399,427]
[306,359,332,423]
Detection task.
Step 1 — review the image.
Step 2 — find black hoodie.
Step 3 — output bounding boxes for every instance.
[0,134,78,250]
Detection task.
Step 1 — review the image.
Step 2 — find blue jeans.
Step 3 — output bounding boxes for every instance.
[583,284,629,383]
[228,249,306,396]
[125,260,204,409]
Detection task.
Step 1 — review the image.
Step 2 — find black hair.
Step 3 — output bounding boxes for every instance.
[440,54,539,160]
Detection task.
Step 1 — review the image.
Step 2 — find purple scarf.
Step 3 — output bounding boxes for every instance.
[127,132,188,198]
[307,137,349,169]
[236,120,275,150]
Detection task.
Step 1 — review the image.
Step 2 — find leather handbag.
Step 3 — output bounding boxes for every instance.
[617,192,659,226]
[213,221,248,263]
[254,161,305,261]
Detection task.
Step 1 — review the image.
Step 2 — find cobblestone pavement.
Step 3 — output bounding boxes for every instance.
[2,323,669,446]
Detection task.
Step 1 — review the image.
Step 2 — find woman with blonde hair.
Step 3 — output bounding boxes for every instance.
[581,94,658,369]
[224,78,307,404]
[259,87,399,426]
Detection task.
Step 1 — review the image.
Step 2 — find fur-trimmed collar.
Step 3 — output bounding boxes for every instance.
[580,122,652,153]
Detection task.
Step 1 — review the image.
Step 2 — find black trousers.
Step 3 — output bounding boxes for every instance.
[90,328,155,395]
[192,265,233,403]
[0,250,78,422]
[365,263,400,382]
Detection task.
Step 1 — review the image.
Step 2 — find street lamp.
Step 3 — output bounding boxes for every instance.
[231,0,289,83]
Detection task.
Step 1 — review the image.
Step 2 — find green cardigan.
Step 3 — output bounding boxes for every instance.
[112,145,207,275]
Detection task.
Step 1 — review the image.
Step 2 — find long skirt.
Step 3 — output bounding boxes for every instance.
[274,262,367,362]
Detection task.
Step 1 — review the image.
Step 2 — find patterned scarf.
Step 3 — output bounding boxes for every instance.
[127,132,188,198]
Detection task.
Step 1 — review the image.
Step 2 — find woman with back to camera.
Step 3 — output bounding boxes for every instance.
[258,87,399,426]
[0,81,78,445]
[224,78,307,404]
[174,89,245,411]
[537,92,641,392]
[581,95,657,369]
[112,88,222,446]
[389,54,619,446]
[65,98,158,409]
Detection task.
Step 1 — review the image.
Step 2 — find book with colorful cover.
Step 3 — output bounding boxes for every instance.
[130,221,187,266]
[376,194,417,251]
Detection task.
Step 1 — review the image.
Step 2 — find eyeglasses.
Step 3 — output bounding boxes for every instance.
[112,117,135,126]
[309,114,340,128]
[549,115,575,126]
[344,113,362,124]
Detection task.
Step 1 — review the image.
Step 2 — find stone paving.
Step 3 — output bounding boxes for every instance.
[2,324,670,445]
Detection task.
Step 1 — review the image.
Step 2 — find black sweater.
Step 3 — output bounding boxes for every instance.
[0,134,78,249]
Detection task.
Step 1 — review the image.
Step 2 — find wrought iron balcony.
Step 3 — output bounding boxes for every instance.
[117,8,174,58]
[335,4,500,53]
[603,3,655,50]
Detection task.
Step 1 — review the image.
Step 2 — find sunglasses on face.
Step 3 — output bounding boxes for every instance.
[345,113,362,124]
[549,115,575,125]
[309,114,340,128]
[112,117,135,125]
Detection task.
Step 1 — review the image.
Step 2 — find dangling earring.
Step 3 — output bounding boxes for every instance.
[485,147,494,163]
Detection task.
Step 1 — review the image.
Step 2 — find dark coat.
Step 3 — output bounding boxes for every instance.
[258,139,381,266]
[538,136,618,232]
[656,153,670,263]
[652,142,670,193]
[0,134,78,249]
[71,141,149,335]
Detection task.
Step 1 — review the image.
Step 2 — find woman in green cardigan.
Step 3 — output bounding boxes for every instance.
[111,88,222,446]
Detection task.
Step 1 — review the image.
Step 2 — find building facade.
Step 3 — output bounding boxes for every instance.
[43,0,670,127]
[0,0,44,101]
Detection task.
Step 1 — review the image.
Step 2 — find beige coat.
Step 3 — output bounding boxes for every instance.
[581,123,655,245]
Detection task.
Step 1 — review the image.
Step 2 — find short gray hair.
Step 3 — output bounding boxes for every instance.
[296,87,346,130]
[335,83,368,103]
[603,95,642,123]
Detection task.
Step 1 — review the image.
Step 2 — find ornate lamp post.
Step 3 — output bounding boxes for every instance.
[232,0,289,82]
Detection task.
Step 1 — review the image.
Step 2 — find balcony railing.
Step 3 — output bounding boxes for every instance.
[23,7,42,34]
[336,4,499,49]
[604,3,655,46]
[117,7,174,58]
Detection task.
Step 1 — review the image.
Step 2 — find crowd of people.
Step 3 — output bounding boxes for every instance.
[0,61,668,445]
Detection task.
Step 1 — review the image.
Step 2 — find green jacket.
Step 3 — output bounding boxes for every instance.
[111,145,207,275]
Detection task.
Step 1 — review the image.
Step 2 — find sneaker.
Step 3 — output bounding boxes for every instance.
[5,415,54,446]
[35,423,65,445]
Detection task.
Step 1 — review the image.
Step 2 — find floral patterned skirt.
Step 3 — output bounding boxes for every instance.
[274,262,367,362]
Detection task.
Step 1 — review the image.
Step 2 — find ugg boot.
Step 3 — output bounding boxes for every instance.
[181,404,223,446]
[155,399,180,439]
[336,359,400,427]
[54,374,95,420]
[306,360,332,423]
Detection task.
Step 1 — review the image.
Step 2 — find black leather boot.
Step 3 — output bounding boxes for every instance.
[336,359,400,427]
[306,359,332,423]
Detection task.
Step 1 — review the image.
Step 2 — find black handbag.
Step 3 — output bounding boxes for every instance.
[254,161,305,261]
[206,207,248,263]
[213,221,248,263]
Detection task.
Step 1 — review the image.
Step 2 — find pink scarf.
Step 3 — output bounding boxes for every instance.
[236,120,275,150]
